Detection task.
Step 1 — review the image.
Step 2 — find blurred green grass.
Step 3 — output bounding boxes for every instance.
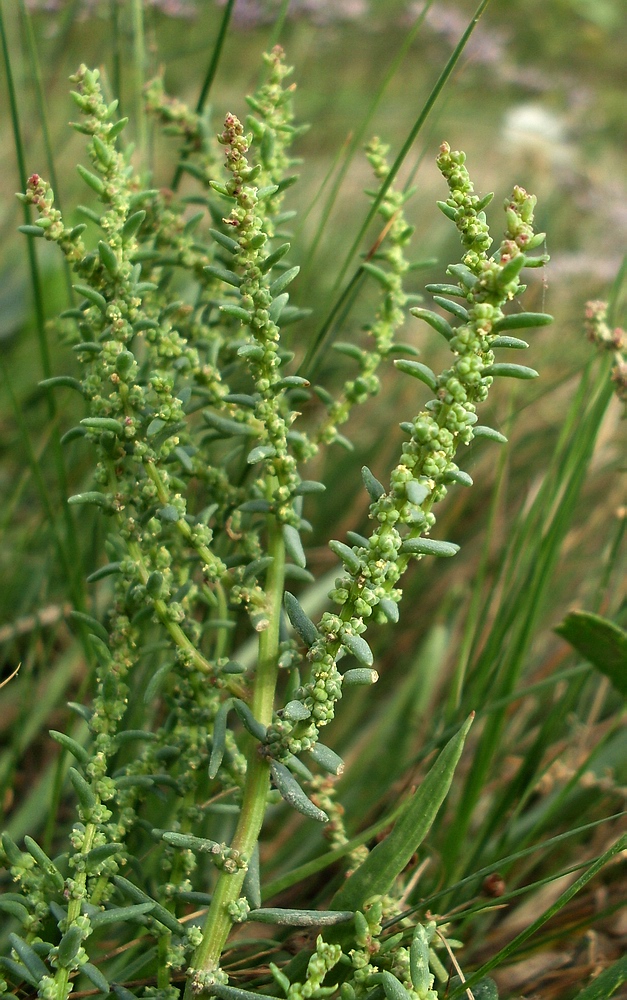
[0,3,625,998]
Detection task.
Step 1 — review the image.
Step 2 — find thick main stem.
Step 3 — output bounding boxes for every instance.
[187,513,285,991]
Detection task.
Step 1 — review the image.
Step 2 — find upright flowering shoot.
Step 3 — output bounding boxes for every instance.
[270,142,550,764]
[3,46,550,1000]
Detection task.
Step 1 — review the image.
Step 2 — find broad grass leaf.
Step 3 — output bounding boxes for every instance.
[555,611,627,697]
[450,976,498,999]
[569,955,627,999]
[330,714,473,912]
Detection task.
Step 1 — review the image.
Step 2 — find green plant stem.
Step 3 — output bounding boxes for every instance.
[55,821,97,1000]
[188,510,285,989]
[124,535,216,676]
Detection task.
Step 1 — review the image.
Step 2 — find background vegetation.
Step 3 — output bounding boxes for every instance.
[1,2,625,998]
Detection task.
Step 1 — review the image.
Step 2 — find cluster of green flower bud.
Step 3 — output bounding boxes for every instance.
[215,109,310,521]
[0,833,52,935]
[279,935,342,1000]
[317,908,455,1000]
[270,146,547,761]
[306,775,366,873]
[225,897,250,922]
[245,46,302,228]
[349,898,386,982]
[145,75,216,188]
[314,138,415,446]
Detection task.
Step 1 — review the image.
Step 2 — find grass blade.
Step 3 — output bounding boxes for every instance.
[402,811,627,917]
[300,0,435,280]
[0,1,86,610]
[442,363,615,878]
[448,834,627,998]
[171,0,236,191]
[17,0,72,302]
[299,0,493,376]
[130,0,147,154]
[109,0,122,111]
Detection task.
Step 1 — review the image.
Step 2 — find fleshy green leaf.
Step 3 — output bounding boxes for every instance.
[56,926,83,968]
[91,901,155,929]
[342,631,373,666]
[259,242,291,274]
[68,611,109,643]
[247,444,276,464]
[68,768,96,812]
[82,962,112,993]
[555,611,627,697]
[308,742,345,776]
[409,307,454,342]
[483,363,538,380]
[270,265,300,297]
[243,843,261,909]
[410,925,431,993]
[203,412,255,437]
[80,417,124,434]
[431,294,469,321]
[283,524,307,568]
[329,539,362,575]
[294,480,326,495]
[23,837,64,890]
[473,425,508,444]
[210,228,240,254]
[450,976,499,1000]
[493,311,552,331]
[122,210,146,241]
[39,376,84,394]
[112,876,185,935]
[362,465,385,500]
[73,283,107,313]
[209,699,233,779]
[269,761,329,822]
[381,971,413,1000]
[248,908,353,926]
[284,592,319,647]
[49,730,89,764]
[68,491,109,507]
[77,163,105,195]
[98,240,118,274]
[394,358,438,390]
[204,264,242,287]
[490,335,529,349]
[401,537,460,558]
[233,699,267,742]
[8,934,48,983]
[342,668,378,685]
